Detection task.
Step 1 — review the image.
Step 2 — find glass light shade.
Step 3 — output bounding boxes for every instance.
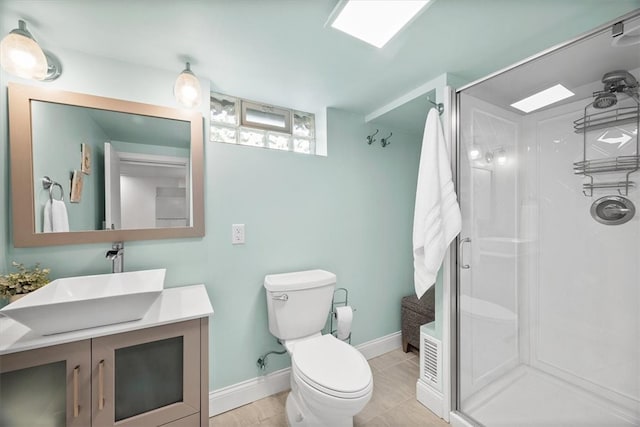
[0,27,47,80]
[174,64,201,108]
[469,147,482,160]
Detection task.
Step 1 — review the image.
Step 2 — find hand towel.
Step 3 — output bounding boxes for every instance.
[43,199,70,232]
[413,108,461,298]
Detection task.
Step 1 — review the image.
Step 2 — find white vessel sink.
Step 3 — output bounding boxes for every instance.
[0,269,165,335]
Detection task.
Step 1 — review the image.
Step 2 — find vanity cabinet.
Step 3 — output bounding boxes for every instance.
[0,319,207,427]
[92,319,203,427]
[0,286,211,427]
[0,340,92,427]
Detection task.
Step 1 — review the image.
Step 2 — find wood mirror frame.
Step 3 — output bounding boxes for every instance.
[8,83,204,247]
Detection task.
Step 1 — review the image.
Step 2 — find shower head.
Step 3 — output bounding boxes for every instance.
[593,92,617,109]
[592,70,640,108]
[602,70,638,92]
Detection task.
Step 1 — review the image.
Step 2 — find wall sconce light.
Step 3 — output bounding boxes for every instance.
[478,147,508,166]
[484,151,494,163]
[0,19,61,81]
[468,146,482,160]
[495,148,507,165]
[174,62,202,108]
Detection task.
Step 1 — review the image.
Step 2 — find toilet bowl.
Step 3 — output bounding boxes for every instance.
[287,334,373,426]
[263,270,373,426]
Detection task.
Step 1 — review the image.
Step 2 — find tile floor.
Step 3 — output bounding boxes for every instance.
[209,348,449,426]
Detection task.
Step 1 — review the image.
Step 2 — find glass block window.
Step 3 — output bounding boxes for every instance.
[293,138,312,154]
[239,128,265,148]
[210,93,239,126]
[210,125,236,144]
[210,92,316,155]
[267,132,291,151]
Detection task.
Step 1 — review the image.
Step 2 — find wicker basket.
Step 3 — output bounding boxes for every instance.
[401,287,435,352]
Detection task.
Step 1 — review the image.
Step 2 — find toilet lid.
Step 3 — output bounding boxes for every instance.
[292,335,372,396]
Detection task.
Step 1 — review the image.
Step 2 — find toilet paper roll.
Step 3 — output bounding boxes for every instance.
[335,306,353,340]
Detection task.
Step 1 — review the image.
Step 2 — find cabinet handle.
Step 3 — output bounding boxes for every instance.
[98,360,105,410]
[73,366,79,417]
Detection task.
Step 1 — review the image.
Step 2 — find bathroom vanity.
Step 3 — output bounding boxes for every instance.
[0,285,213,427]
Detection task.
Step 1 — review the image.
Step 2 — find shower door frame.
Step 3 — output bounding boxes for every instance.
[448,8,640,425]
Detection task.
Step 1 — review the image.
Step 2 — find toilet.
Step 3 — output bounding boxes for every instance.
[264,269,373,426]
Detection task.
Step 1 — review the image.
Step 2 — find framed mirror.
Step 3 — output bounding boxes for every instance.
[8,83,204,247]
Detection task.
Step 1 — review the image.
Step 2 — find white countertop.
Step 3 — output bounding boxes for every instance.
[0,284,213,355]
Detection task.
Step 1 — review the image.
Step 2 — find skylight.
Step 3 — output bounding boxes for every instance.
[329,0,431,48]
[510,84,575,113]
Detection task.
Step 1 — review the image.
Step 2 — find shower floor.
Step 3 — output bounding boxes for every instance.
[462,366,638,426]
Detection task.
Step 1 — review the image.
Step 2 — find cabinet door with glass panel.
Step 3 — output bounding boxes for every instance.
[91,319,201,427]
[0,340,92,427]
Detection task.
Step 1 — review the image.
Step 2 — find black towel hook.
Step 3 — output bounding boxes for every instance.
[366,129,379,145]
[381,132,393,147]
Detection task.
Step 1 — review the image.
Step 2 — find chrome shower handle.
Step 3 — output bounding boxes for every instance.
[602,205,630,215]
[272,294,288,301]
[459,237,471,269]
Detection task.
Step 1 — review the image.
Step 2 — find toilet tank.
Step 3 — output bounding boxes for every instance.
[264,269,336,340]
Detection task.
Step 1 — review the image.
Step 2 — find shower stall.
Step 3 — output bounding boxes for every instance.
[454,11,640,426]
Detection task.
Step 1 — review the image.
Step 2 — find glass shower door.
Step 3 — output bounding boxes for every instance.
[457,93,522,421]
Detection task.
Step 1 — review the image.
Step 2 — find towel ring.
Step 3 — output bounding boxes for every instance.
[42,176,64,202]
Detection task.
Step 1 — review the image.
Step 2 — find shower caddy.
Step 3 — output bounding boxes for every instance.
[573,74,640,197]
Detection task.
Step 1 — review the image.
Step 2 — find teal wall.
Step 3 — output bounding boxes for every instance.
[32,102,107,232]
[205,109,421,381]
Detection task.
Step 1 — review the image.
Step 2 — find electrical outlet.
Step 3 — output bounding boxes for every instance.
[231,224,245,244]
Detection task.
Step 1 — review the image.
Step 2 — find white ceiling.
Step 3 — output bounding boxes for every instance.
[466,13,640,115]
[86,109,190,148]
[2,1,639,136]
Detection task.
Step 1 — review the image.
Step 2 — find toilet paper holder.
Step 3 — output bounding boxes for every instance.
[330,287,356,344]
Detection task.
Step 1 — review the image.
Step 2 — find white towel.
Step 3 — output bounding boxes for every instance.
[43,199,69,232]
[413,108,461,298]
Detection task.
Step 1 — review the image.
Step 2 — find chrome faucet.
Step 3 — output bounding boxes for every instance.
[106,242,124,273]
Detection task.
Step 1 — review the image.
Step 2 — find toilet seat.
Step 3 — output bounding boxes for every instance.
[291,334,372,399]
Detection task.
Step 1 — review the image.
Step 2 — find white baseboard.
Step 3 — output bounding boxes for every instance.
[209,367,291,416]
[355,331,402,360]
[209,331,401,416]
[416,379,445,419]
